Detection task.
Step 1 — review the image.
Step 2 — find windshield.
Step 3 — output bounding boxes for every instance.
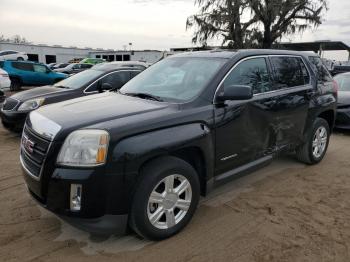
[54,69,104,89]
[119,57,226,102]
[334,74,350,91]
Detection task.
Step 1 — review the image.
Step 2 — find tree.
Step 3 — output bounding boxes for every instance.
[248,0,328,48]
[186,0,258,49]
[186,0,328,49]
[12,35,29,44]
[0,34,29,43]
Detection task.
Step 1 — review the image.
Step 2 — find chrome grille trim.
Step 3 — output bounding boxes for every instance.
[20,125,52,181]
[2,98,20,111]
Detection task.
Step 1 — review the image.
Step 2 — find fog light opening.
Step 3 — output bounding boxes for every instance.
[70,184,82,211]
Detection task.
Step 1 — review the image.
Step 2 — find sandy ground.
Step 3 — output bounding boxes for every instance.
[1,118,350,261]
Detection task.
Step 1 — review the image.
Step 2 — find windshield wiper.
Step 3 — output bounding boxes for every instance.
[123,92,164,102]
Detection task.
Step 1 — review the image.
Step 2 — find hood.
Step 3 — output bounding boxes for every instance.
[54,72,68,77]
[30,92,172,140]
[54,68,67,73]
[10,86,70,101]
[338,91,350,106]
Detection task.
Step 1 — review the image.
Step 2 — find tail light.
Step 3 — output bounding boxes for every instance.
[333,80,339,94]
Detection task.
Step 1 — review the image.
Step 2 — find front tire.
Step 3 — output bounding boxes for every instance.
[129,156,200,240]
[16,57,24,61]
[296,118,330,164]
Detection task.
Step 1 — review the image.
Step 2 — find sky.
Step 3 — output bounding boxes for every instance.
[0,0,350,60]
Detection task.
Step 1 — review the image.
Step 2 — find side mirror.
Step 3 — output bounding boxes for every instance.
[216,85,253,102]
[100,82,113,91]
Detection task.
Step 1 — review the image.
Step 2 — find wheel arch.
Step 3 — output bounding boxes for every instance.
[317,109,335,132]
[138,147,208,197]
[111,123,214,197]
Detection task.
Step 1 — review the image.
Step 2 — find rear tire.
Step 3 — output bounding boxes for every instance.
[10,78,22,91]
[129,156,200,240]
[296,118,330,165]
[16,57,24,61]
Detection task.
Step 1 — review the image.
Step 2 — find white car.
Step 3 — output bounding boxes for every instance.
[0,68,11,89]
[0,50,28,61]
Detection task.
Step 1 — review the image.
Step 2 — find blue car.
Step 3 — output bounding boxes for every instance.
[0,61,67,90]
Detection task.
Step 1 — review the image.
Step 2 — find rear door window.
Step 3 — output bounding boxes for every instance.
[270,56,310,88]
[223,57,272,94]
[101,71,130,90]
[86,71,131,92]
[81,64,92,69]
[12,62,34,71]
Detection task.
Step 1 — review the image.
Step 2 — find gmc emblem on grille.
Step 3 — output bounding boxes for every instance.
[22,135,35,154]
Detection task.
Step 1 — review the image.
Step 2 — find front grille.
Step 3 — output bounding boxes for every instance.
[21,126,51,179]
[2,98,19,111]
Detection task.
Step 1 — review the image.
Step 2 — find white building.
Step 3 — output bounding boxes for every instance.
[90,50,165,64]
[0,42,165,64]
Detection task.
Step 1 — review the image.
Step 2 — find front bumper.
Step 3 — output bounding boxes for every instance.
[335,108,350,129]
[0,78,11,89]
[21,155,131,235]
[0,109,27,130]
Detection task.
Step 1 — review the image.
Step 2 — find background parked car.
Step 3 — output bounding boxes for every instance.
[103,61,150,70]
[1,64,143,131]
[47,63,57,70]
[80,58,105,65]
[334,72,350,129]
[0,68,11,90]
[54,63,93,74]
[0,50,28,61]
[0,61,67,91]
[51,63,69,70]
[332,65,350,76]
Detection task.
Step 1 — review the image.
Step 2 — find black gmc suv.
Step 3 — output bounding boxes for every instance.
[20,50,337,240]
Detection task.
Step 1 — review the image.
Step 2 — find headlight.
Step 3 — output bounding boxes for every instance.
[18,98,45,111]
[57,130,109,167]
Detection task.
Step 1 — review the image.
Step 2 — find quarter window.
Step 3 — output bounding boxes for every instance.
[308,56,332,83]
[33,64,48,73]
[270,57,310,88]
[81,64,93,69]
[223,58,271,94]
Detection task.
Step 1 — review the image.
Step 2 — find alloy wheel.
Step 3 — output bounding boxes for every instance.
[147,174,192,230]
[312,126,328,158]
